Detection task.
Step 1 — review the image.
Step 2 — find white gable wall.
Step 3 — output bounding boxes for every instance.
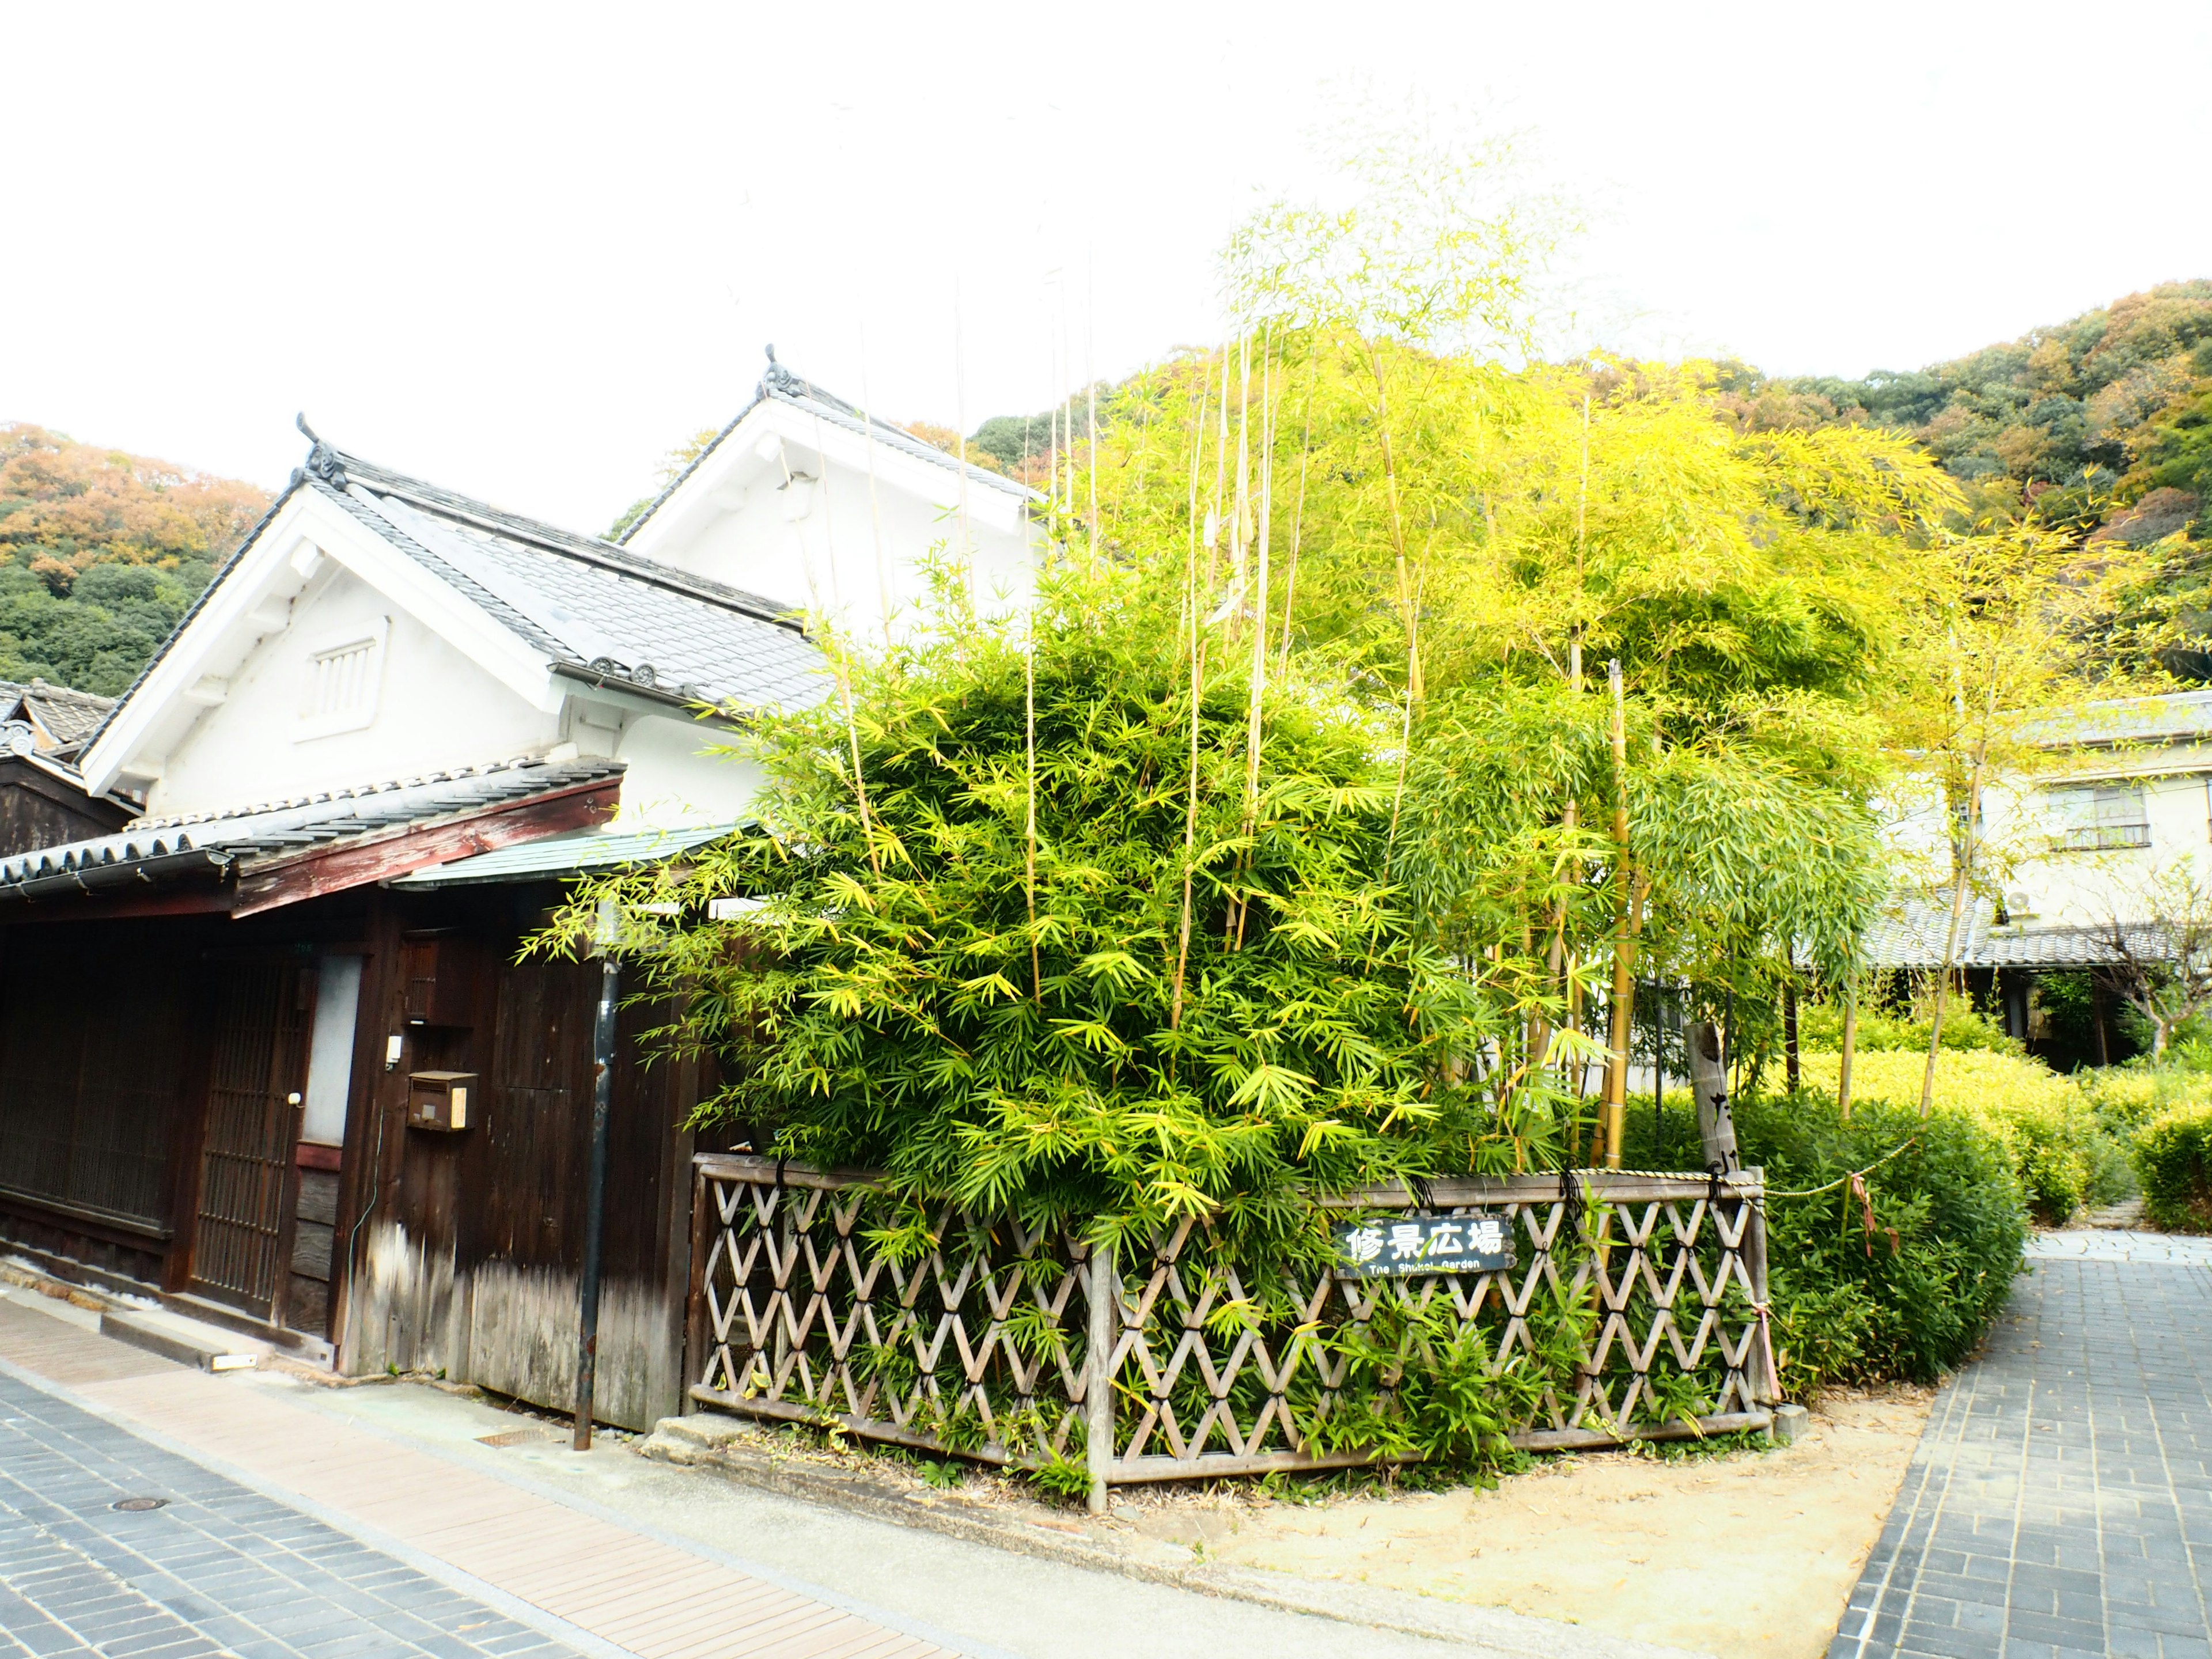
[626,400,1035,646]
[599,708,763,830]
[153,563,561,818]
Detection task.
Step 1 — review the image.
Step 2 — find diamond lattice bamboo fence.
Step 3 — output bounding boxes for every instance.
[684,1153,1777,1502]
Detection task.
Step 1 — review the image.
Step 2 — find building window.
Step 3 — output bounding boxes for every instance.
[296,620,388,739]
[2048,782,2151,851]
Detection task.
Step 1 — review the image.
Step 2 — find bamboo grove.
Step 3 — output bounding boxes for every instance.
[547,135,2179,1247]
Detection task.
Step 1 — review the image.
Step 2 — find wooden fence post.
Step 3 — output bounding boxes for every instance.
[683,1161,711,1402]
[1742,1186,1778,1406]
[1085,1237,1117,1516]
[1687,1020,1741,1175]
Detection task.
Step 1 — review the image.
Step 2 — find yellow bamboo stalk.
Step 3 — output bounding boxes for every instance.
[790,425,881,876]
[1603,660,1635,1167]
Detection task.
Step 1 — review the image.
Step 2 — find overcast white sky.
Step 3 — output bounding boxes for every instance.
[4,1,2206,535]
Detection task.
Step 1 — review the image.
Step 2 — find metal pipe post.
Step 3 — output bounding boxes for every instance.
[574,904,622,1451]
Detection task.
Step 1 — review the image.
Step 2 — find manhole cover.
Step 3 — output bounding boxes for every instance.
[475,1426,565,1448]
[112,1497,168,1512]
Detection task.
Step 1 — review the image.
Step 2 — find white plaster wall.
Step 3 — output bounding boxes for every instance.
[1988,770,2212,925]
[649,448,1033,647]
[608,711,764,829]
[150,565,560,817]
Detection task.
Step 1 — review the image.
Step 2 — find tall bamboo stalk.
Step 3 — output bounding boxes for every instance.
[953,282,975,585]
[1602,660,1635,1168]
[1548,399,1594,1085]
[1086,257,1099,570]
[790,426,881,875]
[1233,333,1278,950]
[1923,666,1999,1116]
[1277,353,1316,678]
[1230,334,1252,641]
[1172,637,1207,1029]
[1839,982,1858,1120]
[1026,605,1041,1003]
[1359,338,1421,704]
[857,328,895,651]
[1169,350,1218,1028]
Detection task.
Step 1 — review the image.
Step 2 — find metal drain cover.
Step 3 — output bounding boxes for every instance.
[112,1497,168,1512]
[475,1426,565,1448]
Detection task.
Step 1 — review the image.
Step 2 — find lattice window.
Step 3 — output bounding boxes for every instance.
[296,620,388,738]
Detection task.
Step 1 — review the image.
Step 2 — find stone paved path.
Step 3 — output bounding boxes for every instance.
[0,1296,957,1659]
[0,1370,578,1659]
[1830,1236,2212,1659]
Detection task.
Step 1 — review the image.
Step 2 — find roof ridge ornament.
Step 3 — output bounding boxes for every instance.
[761,342,801,395]
[293,413,349,491]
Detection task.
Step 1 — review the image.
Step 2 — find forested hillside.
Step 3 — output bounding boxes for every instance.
[1766,282,2211,546]
[0,426,268,695]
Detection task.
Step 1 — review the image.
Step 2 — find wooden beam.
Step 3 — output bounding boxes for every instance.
[1,884,237,924]
[230,776,620,917]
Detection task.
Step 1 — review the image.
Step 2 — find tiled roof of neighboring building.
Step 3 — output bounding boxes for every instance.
[2023,689,2212,750]
[615,350,1037,547]
[0,679,116,751]
[0,755,622,900]
[1863,896,2173,970]
[321,479,827,714]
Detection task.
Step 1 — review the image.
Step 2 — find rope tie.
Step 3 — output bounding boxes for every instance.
[1558,1166,1582,1241]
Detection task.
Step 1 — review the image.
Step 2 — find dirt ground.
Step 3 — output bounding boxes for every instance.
[1139,1388,1933,1659]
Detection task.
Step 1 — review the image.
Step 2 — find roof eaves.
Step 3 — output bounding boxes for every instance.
[764,383,1038,502]
[612,384,771,548]
[547,659,755,722]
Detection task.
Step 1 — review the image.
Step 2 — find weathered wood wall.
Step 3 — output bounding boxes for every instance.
[0,921,204,1284]
[338,884,702,1429]
[0,759,134,859]
[0,885,707,1430]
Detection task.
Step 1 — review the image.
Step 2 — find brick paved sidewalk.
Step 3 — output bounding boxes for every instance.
[0,1370,581,1659]
[1829,1247,2212,1659]
[0,1298,956,1659]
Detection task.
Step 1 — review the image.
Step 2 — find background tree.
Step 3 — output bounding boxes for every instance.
[2089,856,2212,1056]
[0,424,268,693]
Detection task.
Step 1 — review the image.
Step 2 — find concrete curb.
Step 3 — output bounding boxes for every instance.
[641,1414,1715,1659]
[97,1309,262,1373]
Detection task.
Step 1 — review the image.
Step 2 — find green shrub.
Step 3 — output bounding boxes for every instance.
[1798,998,2021,1056]
[1796,1048,2100,1224]
[2082,1064,2212,1136]
[1621,1093,2027,1393]
[2133,1104,2212,1232]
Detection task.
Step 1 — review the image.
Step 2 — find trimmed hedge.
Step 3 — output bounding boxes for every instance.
[1797,1048,2105,1224]
[2134,1104,2212,1233]
[1622,1092,2027,1395]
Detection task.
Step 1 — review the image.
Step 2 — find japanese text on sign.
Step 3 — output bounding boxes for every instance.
[1335,1212,1514,1278]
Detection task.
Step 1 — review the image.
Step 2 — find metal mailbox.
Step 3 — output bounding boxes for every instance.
[407,1070,476,1132]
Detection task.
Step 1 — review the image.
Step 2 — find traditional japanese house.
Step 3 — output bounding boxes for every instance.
[0,360,1033,1426]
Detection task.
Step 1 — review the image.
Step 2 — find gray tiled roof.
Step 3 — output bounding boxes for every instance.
[73,435,835,764]
[616,354,1037,548]
[319,457,829,714]
[2024,690,2212,750]
[0,755,622,900]
[0,679,115,751]
[1864,896,2173,969]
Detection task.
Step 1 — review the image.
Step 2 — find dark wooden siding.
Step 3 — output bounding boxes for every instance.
[342,885,705,1426]
[0,759,133,858]
[0,927,195,1233]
